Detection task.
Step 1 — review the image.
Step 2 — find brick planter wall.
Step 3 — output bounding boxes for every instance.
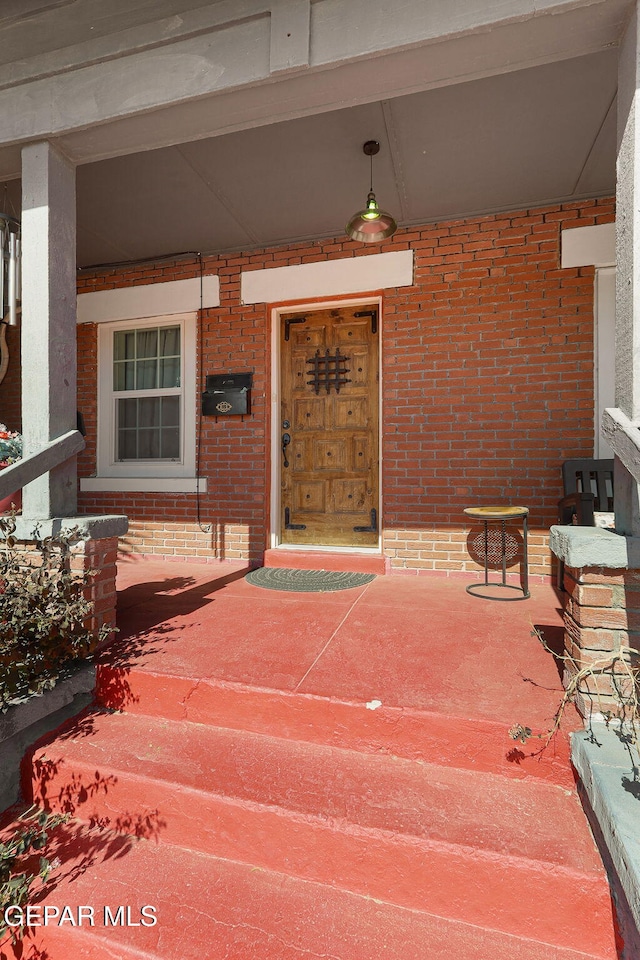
[12,534,119,644]
[562,565,640,717]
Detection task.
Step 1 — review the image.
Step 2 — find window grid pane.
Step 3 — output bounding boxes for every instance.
[113,325,181,394]
[136,329,158,359]
[114,323,182,463]
[117,396,182,461]
[136,358,158,390]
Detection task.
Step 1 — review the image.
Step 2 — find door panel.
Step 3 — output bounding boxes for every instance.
[293,399,325,430]
[334,396,368,428]
[280,304,379,547]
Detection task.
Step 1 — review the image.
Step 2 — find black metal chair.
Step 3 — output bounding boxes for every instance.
[557,458,614,588]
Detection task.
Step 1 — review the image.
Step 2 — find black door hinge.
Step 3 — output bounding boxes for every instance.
[284,317,307,341]
[354,309,378,335]
[285,507,306,530]
[354,508,378,533]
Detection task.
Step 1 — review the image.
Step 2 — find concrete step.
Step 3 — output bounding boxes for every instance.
[95,663,576,787]
[262,548,386,575]
[25,710,617,959]
[0,820,621,960]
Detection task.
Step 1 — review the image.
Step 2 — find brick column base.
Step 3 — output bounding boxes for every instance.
[12,533,120,648]
[69,536,119,644]
[562,565,640,718]
[11,514,128,653]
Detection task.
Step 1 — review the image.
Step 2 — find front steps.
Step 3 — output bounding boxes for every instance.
[94,661,577,786]
[0,824,617,960]
[3,668,622,959]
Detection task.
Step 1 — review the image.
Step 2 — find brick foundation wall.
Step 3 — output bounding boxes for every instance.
[562,566,640,718]
[2,197,613,575]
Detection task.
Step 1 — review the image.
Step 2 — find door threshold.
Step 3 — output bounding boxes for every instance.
[263,548,386,576]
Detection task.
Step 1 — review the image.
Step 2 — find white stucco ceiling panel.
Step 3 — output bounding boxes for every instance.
[390,51,617,223]
[574,97,617,198]
[0,15,620,266]
[0,0,631,176]
[49,49,617,266]
[76,146,255,266]
[175,104,401,247]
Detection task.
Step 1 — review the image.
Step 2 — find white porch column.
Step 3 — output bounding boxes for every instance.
[20,141,77,518]
[607,2,640,535]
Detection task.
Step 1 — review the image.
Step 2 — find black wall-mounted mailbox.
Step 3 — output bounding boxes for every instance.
[202,373,253,416]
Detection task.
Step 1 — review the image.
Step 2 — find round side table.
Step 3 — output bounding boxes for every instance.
[464,505,530,600]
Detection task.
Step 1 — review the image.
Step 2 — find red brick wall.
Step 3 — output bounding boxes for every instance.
[7,197,614,576]
[76,256,271,563]
[381,201,612,575]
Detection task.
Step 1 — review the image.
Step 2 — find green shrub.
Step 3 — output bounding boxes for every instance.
[0,515,111,711]
[0,806,67,943]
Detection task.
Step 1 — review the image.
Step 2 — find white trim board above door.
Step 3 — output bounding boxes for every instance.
[242,250,413,304]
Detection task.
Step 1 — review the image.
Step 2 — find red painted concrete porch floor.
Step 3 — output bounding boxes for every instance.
[107,560,571,758]
[5,560,625,959]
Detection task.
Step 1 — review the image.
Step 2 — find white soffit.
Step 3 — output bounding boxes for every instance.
[77,275,220,323]
[561,222,615,268]
[241,251,414,304]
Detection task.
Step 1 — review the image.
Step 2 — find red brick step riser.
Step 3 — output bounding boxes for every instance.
[262,549,387,575]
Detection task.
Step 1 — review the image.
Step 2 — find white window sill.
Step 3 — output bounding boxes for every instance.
[80,477,207,493]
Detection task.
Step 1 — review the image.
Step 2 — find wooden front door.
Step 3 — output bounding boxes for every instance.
[280,304,379,547]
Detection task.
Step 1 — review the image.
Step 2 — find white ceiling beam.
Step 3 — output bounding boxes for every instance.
[0,0,631,178]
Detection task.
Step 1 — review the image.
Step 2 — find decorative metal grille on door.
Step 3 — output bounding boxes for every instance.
[306,348,351,394]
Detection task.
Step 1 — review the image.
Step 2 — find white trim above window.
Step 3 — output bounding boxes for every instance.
[94,313,198,480]
[561,223,615,268]
[77,275,220,324]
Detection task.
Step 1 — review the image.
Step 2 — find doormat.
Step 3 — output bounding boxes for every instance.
[245,567,376,593]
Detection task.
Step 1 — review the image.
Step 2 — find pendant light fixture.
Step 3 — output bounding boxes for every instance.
[345,140,397,243]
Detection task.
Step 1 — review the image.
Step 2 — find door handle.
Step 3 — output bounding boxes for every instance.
[282,432,291,467]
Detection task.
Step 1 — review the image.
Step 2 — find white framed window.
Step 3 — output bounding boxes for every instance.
[95,313,197,481]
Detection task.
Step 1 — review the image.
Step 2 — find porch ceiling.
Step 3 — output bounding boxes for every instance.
[1,21,619,268]
[80,49,616,267]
